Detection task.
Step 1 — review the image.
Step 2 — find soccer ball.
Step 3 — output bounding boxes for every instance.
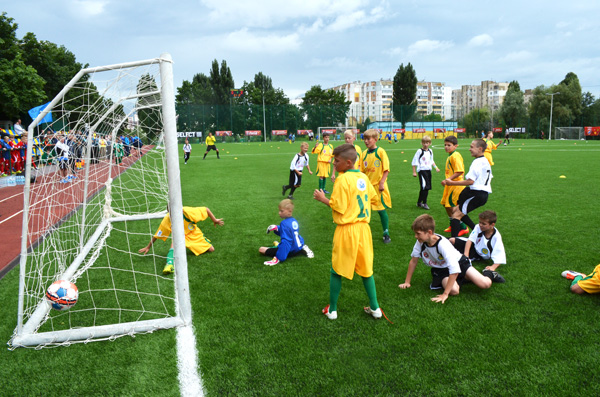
[46,280,78,310]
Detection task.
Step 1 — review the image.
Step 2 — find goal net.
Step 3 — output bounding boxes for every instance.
[9,54,193,348]
[554,127,584,140]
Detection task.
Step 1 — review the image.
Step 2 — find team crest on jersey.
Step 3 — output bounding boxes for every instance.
[482,248,489,255]
[292,221,299,230]
[363,160,368,168]
[423,252,429,259]
[374,159,381,167]
[438,255,444,261]
[357,179,367,191]
[188,223,195,231]
[157,230,163,236]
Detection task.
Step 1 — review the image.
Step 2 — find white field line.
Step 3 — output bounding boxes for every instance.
[176,324,204,396]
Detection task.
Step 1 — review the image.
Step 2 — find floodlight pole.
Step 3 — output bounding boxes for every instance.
[546,92,560,140]
[262,84,267,143]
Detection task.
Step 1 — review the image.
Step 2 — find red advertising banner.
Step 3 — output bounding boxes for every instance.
[393,129,405,133]
[322,129,336,134]
[215,130,232,136]
[584,126,600,136]
[297,130,312,135]
[493,127,503,133]
[271,130,288,136]
[454,128,466,133]
[245,130,261,136]
[434,128,446,133]
[412,128,426,133]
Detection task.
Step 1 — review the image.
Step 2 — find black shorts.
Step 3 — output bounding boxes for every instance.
[289,170,302,187]
[430,255,472,289]
[418,170,432,191]
[58,158,69,170]
[206,145,217,152]
[451,238,482,260]
[264,246,306,258]
[457,188,488,215]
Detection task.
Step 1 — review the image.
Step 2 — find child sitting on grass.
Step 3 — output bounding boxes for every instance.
[562,266,600,295]
[260,199,314,266]
[398,214,504,304]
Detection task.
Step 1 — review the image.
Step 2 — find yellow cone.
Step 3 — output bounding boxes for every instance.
[234,157,238,160]
[559,175,566,178]
[403,160,407,162]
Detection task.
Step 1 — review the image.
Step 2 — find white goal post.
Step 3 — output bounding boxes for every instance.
[553,127,584,140]
[10,53,193,348]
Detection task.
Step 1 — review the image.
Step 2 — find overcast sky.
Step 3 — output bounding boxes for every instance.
[4,0,600,99]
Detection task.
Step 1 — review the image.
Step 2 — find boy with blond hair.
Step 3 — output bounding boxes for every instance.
[360,128,392,243]
[399,214,504,304]
[260,199,314,266]
[440,136,468,236]
[312,133,334,193]
[412,135,440,210]
[282,142,312,199]
[344,129,362,169]
[314,144,382,320]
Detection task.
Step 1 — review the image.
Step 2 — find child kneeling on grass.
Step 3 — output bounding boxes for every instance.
[399,214,504,304]
[562,266,600,295]
[139,206,224,274]
[314,144,382,320]
[260,199,314,266]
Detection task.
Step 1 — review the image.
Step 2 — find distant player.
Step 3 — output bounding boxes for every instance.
[260,199,314,266]
[312,133,334,193]
[442,139,492,238]
[183,139,192,164]
[398,214,504,304]
[562,266,600,295]
[412,135,440,210]
[484,131,498,166]
[314,144,382,320]
[203,132,220,159]
[282,142,312,199]
[440,136,468,236]
[360,128,392,243]
[139,205,224,274]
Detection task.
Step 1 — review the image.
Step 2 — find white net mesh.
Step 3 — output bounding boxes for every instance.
[10,57,184,348]
[554,127,584,140]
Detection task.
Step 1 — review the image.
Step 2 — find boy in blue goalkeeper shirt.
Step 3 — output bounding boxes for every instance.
[259,199,314,266]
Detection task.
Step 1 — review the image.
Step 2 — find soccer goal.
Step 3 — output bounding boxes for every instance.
[9,54,194,348]
[553,127,584,140]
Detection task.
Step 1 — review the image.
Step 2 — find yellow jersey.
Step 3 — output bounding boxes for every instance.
[329,169,378,225]
[205,135,216,146]
[445,151,465,181]
[353,144,363,170]
[155,206,208,240]
[312,142,333,163]
[360,146,390,186]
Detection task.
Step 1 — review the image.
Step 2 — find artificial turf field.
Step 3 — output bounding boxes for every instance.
[1,137,600,396]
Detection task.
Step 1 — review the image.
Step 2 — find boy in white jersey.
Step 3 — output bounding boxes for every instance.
[183,139,192,164]
[282,142,312,199]
[449,210,506,282]
[441,139,492,238]
[398,214,503,304]
[412,135,440,210]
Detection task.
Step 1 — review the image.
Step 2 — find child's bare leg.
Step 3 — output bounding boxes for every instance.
[570,282,585,294]
[441,277,460,295]
[465,266,492,289]
[259,247,268,255]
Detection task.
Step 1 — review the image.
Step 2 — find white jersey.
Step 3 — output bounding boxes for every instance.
[290,153,309,172]
[183,143,192,153]
[468,224,506,264]
[411,234,462,275]
[55,141,70,159]
[465,156,492,193]
[411,148,435,171]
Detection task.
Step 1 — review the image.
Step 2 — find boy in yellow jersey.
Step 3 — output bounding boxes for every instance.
[483,131,497,166]
[343,129,362,169]
[312,133,334,193]
[562,266,600,295]
[440,136,468,236]
[360,128,392,243]
[203,132,220,159]
[314,144,382,320]
[138,206,224,274]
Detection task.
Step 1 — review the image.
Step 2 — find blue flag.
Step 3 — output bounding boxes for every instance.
[28,102,53,124]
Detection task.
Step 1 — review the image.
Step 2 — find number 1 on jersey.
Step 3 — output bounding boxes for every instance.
[357,194,369,218]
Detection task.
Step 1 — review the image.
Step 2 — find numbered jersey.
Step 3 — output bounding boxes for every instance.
[275,217,305,261]
[445,151,464,181]
[312,142,333,163]
[329,169,378,225]
[465,156,492,193]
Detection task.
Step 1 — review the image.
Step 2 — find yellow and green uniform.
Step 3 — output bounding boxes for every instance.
[205,135,216,146]
[484,138,497,166]
[155,206,212,255]
[353,144,363,170]
[312,142,333,177]
[575,264,600,294]
[329,169,378,280]
[440,151,465,207]
[359,146,392,211]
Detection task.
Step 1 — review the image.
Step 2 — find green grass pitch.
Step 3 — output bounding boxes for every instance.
[1,138,600,395]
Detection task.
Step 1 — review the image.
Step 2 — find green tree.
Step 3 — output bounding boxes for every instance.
[581,92,600,126]
[136,73,161,140]
[0,53,46,120]
[462,108,490,136]
[422,113,442,122]
[499,80,527,128]
[176,73,213,132]
[0,12,20,61]
[393,63,417,128]
[301,85,350,134]
[357,116,372,132]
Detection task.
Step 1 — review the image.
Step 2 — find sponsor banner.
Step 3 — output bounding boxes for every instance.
[230,89,244,97]
[454,128,466,133]
[493,127,503,133]
[393,129,405,133]
[412,128,426,133]
[177,131,202,138]
[434,128,446,133]
[584,126,600,136]
[322,129,336,134]
[216,130,232,136]
[271,130,288,136]
[245,130,262,136]
[506,127,526,133]
[297,129,312,135]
